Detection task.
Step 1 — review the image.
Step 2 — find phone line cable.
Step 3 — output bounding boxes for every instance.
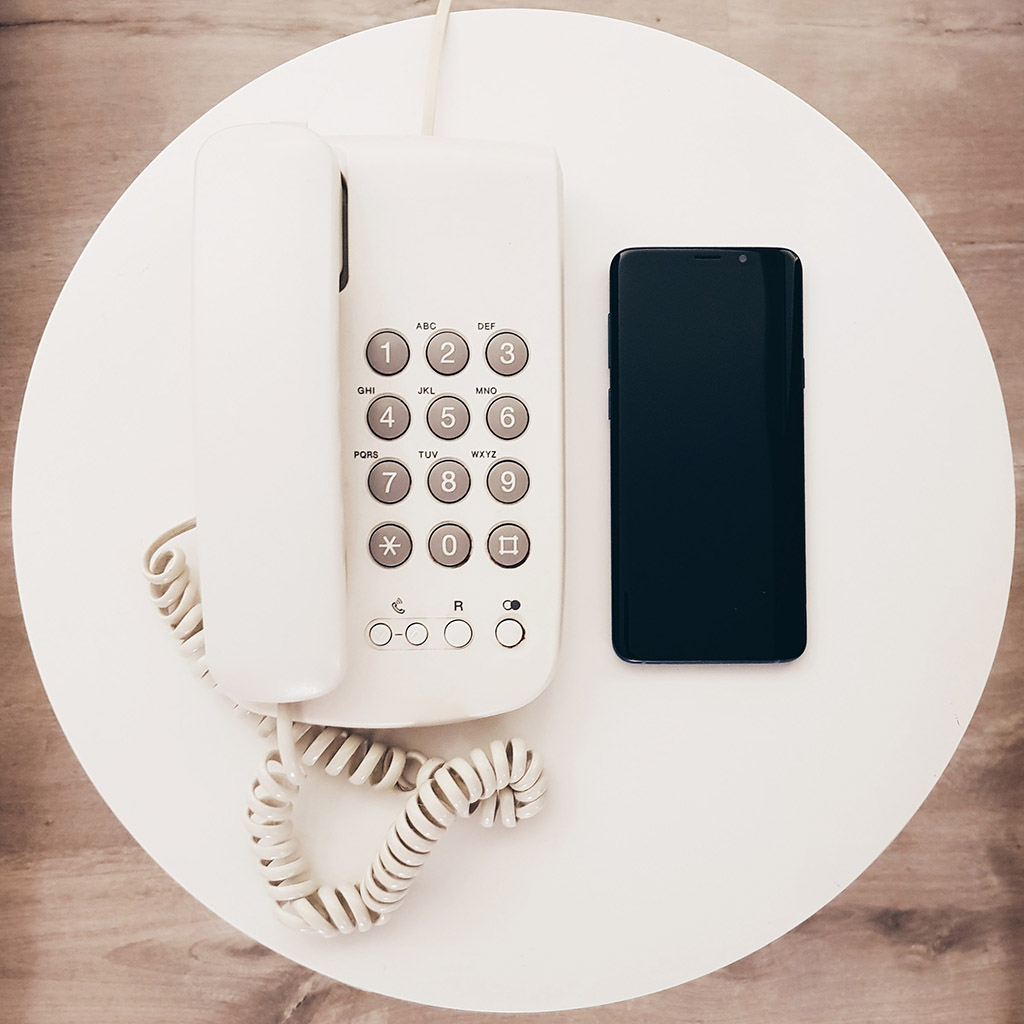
[144,518,547,936]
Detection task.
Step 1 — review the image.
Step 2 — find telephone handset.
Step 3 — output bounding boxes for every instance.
[191,122,566,728]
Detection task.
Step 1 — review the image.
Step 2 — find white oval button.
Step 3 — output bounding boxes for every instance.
[495,618,525,648]
[405,622,428,646]
[368,622,393,646]
[444,619,473,648]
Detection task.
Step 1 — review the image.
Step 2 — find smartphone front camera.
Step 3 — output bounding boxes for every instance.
[738,254,748,263]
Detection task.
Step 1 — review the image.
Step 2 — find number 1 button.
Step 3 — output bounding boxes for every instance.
[365,330,409,375]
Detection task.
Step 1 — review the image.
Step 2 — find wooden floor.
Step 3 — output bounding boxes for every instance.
[1,1,1022,1021]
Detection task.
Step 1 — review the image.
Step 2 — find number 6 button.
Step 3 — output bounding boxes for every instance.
[487,460,529,503]
[486,395,529,440]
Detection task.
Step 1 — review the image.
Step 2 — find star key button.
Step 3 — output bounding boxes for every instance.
[368,523,412,567]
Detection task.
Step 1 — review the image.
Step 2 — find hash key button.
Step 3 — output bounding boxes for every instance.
[487,523,530,568]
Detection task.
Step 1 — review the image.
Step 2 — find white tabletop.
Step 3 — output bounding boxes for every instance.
[12,9,1014,1013]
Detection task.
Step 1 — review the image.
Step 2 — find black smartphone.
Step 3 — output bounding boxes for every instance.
[609,247,805,663]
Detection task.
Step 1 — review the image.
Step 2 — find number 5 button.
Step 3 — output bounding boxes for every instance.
[487,460,529,503]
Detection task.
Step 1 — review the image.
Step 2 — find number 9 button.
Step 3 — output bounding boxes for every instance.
[487,460,529,503]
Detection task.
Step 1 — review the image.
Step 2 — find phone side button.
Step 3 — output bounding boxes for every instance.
[368,622,393,646]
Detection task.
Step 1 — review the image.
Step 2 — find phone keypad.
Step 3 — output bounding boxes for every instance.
[360,326,540,644]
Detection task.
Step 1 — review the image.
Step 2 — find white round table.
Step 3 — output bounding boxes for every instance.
[12,10,1014,1013]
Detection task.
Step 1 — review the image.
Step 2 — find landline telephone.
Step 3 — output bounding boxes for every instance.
[143,5,563,936]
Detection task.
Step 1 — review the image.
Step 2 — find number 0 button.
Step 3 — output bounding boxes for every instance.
[487,460,529,503]
[426,330,470,375]
[428,523,472,567]
[486,395,529,440]
[486,331,529,375]
[369,523,412,567]
[367,395,410,440]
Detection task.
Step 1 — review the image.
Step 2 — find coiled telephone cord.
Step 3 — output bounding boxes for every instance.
[144,519,547,935]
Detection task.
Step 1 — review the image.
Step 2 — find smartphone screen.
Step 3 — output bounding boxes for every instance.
[609,247,805,663]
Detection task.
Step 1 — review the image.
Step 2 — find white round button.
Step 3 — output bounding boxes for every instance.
[495,618,525,648]
[368,622,392,646]
[405,622,428,646]
[443,619,473,649]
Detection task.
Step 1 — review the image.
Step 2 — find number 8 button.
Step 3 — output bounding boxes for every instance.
[427,459,471,503]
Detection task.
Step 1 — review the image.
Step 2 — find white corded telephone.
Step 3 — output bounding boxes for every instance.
[143,2,564,936]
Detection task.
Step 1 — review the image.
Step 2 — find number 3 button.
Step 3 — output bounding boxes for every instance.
[487,460,529,503]
[485,331,529,375]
